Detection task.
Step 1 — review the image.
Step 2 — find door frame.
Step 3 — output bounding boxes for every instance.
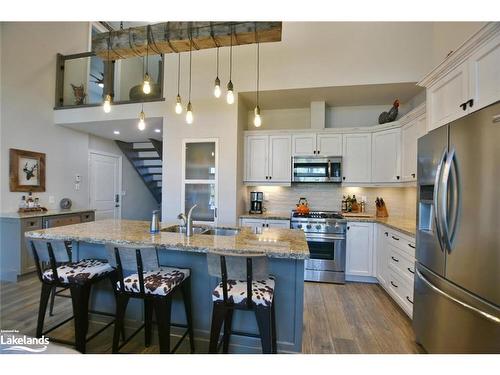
[180,138,219,225]
[88,149,123,219]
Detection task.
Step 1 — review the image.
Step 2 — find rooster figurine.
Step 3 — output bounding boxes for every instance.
[378,99,400,124]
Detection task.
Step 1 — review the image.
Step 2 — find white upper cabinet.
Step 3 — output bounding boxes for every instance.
[245,134,291,184]
[292,133,316,155]
[342,133,372,183]
[420,23,500,132]
[317,133,342,156]
[346,222,374,277]
[468,33,500,111]
[401,114,426,181]
[426,64,469,131]
[268,135,292,182]
[372,128,401,183]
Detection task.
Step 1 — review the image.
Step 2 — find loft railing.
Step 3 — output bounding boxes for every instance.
[54,51,164,109]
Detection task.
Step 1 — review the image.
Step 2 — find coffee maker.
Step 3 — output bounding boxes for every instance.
[249,191,264,214]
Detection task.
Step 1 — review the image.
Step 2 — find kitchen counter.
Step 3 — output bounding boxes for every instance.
[342,213,416,237]
[0,208,95,220]
[25,219,309,260]
[239,212,291,221]
[24,219,307,353]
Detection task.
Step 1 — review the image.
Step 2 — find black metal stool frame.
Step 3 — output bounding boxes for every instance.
[208,255,277,354]
[111,247,195,354]
[31,241,119,353]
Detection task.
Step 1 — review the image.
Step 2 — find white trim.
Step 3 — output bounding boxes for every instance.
[88,149,123,219]
[181,138,219,225]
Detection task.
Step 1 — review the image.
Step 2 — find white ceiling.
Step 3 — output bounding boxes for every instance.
[62,117,163,143]
[239,82,423,110]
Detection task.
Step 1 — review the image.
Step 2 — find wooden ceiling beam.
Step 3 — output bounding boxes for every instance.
[92,21,282,60]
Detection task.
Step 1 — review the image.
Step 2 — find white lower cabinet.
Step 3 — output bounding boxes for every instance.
[375,224,416,318]
[239,218,290,231]
[345,222,374,277]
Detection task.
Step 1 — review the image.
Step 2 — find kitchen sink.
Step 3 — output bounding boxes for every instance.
[201,228,240,236]
[162,225,207,234]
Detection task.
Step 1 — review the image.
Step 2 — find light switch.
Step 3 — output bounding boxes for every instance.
[49,196,55,204]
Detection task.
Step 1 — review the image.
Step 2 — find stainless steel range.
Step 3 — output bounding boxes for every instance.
[290,210,347,284]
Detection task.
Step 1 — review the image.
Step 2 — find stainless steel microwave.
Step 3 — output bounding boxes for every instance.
[292,156,342,183]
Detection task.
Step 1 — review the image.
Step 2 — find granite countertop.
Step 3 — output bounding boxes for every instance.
[342,213,416,237]
[0,208,95,220]
[239,212,291,220]
[25,219,309,260]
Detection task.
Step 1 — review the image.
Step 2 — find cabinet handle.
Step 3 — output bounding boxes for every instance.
[460,102,468,111]
[391,236,400,241]
[30,221,35,226]
[262,223,265,227]
[408,243,415,249]
[406,296,413,304]
[390,281,398,288]
[468,98,474,108]
[342,176,346,181]
[391,256,399,262]
[411,173,416,178]
[347,226,350,230]
[266,223,270,228]
[407,267,415,274]
[384,232,388,236]
[317,150,320,155]
[269,176,272,180]
[396,175,400,180]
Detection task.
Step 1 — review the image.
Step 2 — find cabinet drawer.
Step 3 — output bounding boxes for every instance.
[388,244,415,285]
[388,269,414,317]
[43,214,81,228]
[387,230,416,258]
[21,218,43,231]
[81,211,95,222]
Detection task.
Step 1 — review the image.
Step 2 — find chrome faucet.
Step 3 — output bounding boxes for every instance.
[178,204,197,236]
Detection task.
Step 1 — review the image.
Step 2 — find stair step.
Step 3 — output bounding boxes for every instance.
[131,147,155,152]
[131,156,161,161]
[141,172,162,176]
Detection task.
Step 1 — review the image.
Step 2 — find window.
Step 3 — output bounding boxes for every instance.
[182,139,218,223]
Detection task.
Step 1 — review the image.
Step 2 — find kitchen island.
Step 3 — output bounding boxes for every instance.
[25,219,309,353]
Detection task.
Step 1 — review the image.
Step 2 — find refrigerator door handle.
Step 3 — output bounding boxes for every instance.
[441,148,461,252]
[416,268,500,324]
[433,149,447,252]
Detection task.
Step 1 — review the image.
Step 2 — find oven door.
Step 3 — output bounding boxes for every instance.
[292,157,342,183]
[304,234,346,283]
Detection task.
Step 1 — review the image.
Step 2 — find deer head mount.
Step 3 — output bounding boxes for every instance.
[23,162,38,181]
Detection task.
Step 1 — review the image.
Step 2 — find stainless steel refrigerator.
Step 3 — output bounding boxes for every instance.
[414,101,500,353]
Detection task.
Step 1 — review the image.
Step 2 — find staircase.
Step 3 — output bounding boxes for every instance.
[116,139,163,203]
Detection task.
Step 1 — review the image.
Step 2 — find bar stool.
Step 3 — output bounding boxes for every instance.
[207,251,277,354]
[106,245,194,354]
[30,239,116,353]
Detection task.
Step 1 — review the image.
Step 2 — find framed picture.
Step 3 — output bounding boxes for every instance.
[9,149,46,192]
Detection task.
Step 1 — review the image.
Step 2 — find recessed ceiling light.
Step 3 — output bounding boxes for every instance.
[154,129,161,133]
[113,130,120,135]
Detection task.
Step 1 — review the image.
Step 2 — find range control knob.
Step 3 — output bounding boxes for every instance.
[306,224,312,229]
[297,224,302,229]
[315,225,322,230]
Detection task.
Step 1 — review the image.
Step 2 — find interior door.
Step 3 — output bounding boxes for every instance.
[89,152,121,220]
[445,101,500,306]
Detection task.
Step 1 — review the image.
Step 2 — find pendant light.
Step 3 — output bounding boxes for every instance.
[226,26,234,105]
[175,53,183,114]
[103,31,112,113]
[142,36,151,94]
[253,42,262,127]
[186,36,193,124]
[138,104,146,131]
[213,47,221,98]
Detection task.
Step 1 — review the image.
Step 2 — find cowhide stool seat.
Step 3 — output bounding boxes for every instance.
[207,251,277,354]
[106,245,194,354]
[29,239,117,353]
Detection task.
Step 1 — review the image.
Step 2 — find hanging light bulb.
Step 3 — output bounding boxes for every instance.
[226,81,234,104]
[103,94,111,113]
[175,94,183,114]
[186,102,193,124]
[175,53,182,114]
[142,73,151,94]
[214,77,221,98]
[138,109,146,131]
[213,47,221,98]
[254,106,262,127]
[226,26,235,105]
[254,42,262,127]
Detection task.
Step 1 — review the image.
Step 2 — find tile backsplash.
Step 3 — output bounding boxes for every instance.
[244,184,417,220]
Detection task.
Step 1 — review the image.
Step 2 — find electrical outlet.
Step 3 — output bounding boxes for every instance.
[49,196,55,204]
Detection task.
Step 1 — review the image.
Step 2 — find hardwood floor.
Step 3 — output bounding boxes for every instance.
[0,275,423,354]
